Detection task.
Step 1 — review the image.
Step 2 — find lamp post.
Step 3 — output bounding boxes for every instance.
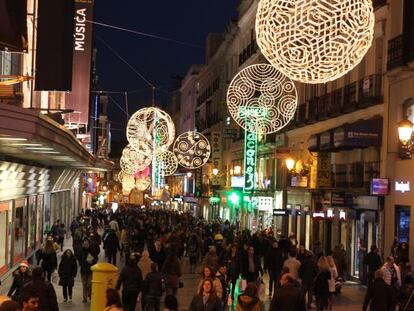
[398,118,414,158]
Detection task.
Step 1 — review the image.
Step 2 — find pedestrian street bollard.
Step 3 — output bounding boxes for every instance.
[90,262,118,311]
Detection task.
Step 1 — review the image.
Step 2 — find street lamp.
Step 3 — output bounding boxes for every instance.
[234,165,242,175]
[285,157,295,171]
[212,168,219,176]
[398,118,414,145]
[186,172,193,178]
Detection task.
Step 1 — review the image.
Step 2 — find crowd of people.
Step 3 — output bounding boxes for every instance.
[0,205,413,311]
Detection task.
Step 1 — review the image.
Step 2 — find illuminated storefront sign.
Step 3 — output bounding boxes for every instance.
[244,131,257,192]
[395,181,410,193]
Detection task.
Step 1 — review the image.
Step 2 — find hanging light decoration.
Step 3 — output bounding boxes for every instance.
[227,64,297,134]
[173,131,211,169]
[126,107,175,155]
[155,150,178,176]
[255,0,375,84]
[121,144,152,173]
[135,177,151,191]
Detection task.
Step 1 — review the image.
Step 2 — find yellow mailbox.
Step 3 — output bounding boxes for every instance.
[90,262,118,311]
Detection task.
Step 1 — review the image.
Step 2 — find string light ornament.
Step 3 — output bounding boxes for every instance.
[227,64,297,134]
[255,0,375,84]
[155,150,178,176]
[135,177,151,191]
[121,144,152,173]
[173,131,211,169]
[126,107,175,154]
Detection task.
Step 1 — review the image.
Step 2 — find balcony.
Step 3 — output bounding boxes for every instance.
[358,74,383,107]
[239,40,258,66]
[196,119,207,132]
[387,35,406,71]
[373,0,386,9]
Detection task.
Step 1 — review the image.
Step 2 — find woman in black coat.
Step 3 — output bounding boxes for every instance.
[7,261,32,301]
[37,239,58,282]
[189,278,222,311]
[314,256,331,311]
[58,249,78,302]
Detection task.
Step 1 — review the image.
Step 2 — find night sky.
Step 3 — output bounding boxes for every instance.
[94,0,238,144]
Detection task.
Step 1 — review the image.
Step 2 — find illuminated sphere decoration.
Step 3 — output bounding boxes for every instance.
[255,0,375,84]
[227,64,297,134]
[173,131,211,169]
[155,150,178,176]
[135,177,151,191]
[126,107,175,154]
[122,144,152,172]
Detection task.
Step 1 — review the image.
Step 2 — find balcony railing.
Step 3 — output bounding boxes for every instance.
[373,0,386,9]
[387,35,406,71]
[239,40,258,66]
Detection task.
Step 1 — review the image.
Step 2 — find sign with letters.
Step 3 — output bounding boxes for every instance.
[243,131,257,192]
[317,152,331,188]
[395,181,410,193]
[211,132,222,186]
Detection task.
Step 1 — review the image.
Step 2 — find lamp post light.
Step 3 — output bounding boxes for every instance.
[186,172,193,178]
[212,168,219,176]
[398,118,414,159]
[234,165,242,175]
[285,157,295,171]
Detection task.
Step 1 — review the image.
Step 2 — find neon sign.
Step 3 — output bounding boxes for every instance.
[244,131,257,192]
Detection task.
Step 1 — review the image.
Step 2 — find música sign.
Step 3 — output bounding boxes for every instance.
[244,131,257,192]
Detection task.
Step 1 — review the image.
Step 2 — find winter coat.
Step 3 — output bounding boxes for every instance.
[161,255,181,289]
[236,294,262,311]
[22,279,59,311]
[150,248,166,270]
[144,271,164,297]
[138,251,153,279]
[265,247,286,273]
[332,248,347,276]
[188,238,199,258]
[58,255,77,287]
[240,251,263,279]
[313,270,331,300]
[38,250,57,272]
[7,269,32,298]
[115,264,143,292]
[79,246,98,275]
[189,294,222,311]
[269,283,306,311]
[104,231,120,254]
[364,251,382,273]
[227,251,240,279]
[299,256,318,286]
[362,278,393,311]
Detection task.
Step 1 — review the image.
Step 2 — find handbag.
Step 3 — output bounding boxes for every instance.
[51,270,59,284]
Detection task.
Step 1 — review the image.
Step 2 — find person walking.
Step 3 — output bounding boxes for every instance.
[161,252,182,296]
[7,261,32,302]
[37,239,57,282]
[362,269,393,311]
[240,246,263,283]
[283,248,301,280]
[332,244,347,278]
[381,256,401,310]
[299,250,318,309]
[104,229,120,266]
[150,240,166,272]
[21,267,59,311]
[144,263,164,311]
[187,235,199,274]
[197,266,223,301]
[164,295,178,311]
[269,273,306,311]
[327,256,338,309]
[364,245,382,287]
[189,278,222,311]
[58,249,77,302]
[265,240,286,297]
[227,244,240,301]
[138,250,154,279]
[314,257,331,311]
[104,288,123,311]
[57,223,66,252]
[19,290,39,311]
[115,254,142,311]
[236,283,262,311]
[79,239,98,303]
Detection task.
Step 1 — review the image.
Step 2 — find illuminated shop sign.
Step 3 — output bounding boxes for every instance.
[312,212,325,219]
[244,131,257,192]
[395,181,410,193]
[273,209,289,216]
[339,210,346,221]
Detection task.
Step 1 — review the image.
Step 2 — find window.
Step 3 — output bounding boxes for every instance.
[396,205,410,243]
[27,196,36,254]
[0,202,9,275]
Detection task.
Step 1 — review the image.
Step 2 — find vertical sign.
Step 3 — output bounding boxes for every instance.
[195,167,203,197]
[244,131,257,192]
[64,0,94,125]
[317,152,331,188]
[211,132,222,186]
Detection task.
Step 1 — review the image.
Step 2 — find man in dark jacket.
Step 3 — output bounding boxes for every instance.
[364,245,382,286]
[299,251,318,309]
[144,263,165,311]
[363,269,393,311]
[103,229,120,265]
[265,240,286,297]
[149,240,166,271]
[116,254,143,311]
[21,267,59,311]
[270,273,306,311]
[79,239,98,303]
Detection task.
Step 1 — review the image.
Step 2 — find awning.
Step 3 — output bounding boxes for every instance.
[307,117,382,152]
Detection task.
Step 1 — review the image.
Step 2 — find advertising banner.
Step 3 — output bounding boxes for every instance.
[211,132,222,186]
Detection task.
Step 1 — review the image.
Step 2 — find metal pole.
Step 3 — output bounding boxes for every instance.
[124,91,129,118]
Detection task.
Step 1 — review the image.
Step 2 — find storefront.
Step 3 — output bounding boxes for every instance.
[286,189,312,249]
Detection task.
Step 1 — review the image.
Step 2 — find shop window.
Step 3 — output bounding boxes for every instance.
[27,196,36,254]
[396,205,410,243]
[36,195,43,246]
[13,199,27,264]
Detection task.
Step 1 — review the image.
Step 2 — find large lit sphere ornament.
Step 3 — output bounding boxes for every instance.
[126,107,175,154]
[227,64,297,134]
[173,131,211,169]
[122,144,152,172]
[255,0,375,84]
[135,177,150,191]
[155,151,178,176]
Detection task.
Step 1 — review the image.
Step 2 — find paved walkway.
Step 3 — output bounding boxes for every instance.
[1,236,367,310]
